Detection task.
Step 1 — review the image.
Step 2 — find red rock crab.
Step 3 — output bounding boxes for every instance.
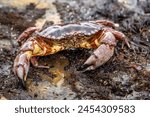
[13,20,130,86]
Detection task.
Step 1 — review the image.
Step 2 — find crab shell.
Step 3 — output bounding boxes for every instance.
[35,22,106,51]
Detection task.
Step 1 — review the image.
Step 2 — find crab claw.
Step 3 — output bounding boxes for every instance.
[13,51,32,87]
[80,44,115,71]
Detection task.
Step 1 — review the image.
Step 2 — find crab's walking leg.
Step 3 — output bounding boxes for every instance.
[106,28,130,48]
[30,57,49,68]
[90,20,119,28]
[80,32,116,71]
[17,27,41,45]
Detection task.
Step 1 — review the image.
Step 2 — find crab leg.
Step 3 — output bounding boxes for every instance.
[81,32,116,71]
[17,27,41,45]
[30,57,49,68]
[90,20,119,28]
[106,28,130,48]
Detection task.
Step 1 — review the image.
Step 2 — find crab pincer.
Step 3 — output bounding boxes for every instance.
[80,31,130,71]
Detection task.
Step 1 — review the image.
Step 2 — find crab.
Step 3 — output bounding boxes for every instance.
[13,20,130,87]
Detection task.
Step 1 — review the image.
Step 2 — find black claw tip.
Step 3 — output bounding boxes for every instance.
[77,64,90,71]
[18,80,26,89]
